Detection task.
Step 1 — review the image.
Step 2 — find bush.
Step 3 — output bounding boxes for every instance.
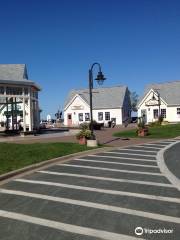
[148,121,161,127]
[89,120,103,130]
[76,129,92,140]
[79,122,89,130]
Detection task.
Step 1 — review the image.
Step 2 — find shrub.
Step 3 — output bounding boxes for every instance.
[80,122,89,130]
[89,120,103,130]
[76,129,92,140]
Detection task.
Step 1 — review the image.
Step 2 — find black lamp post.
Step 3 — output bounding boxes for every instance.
[152,90,161,118]
[89,63,106,139]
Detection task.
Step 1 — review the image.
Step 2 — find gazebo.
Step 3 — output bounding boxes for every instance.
[0,64,41,132]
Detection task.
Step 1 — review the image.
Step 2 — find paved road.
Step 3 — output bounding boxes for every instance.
[0,140,180,240]
[164,142,180,179]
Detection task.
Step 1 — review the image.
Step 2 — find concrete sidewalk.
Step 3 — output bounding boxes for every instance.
[0,125,158,147]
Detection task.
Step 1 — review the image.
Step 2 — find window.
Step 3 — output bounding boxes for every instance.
[177,108,180,115]
[68,114,71,120]
[105,112,110,121]
[24,88,29,95]
[6,87,22,95]
[0,86,4,94]
[161,109,166,118]
[85,113,90,121]
[79,113,83,121]
[153,109,159,119]
[32,91,38,99]
[98,112,103,121]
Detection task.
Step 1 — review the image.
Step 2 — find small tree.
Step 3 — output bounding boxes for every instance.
[130,91,139,112]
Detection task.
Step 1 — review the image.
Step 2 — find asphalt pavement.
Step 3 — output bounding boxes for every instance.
[0,139,180,240]
[164,142,180,179]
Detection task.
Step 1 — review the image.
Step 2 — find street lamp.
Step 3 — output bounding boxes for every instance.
[89,63,106,139]
[152,89,161,118]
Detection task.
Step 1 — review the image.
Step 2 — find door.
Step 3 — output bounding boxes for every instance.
[67,113,72,126]
[141,109,147,124]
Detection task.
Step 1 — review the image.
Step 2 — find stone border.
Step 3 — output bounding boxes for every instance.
[157,141,180,191]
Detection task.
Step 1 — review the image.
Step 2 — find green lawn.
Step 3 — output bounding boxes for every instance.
[0,142,95,175]
[114,124,180,139]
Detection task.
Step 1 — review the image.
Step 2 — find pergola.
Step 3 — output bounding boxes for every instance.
[0,64,41,132]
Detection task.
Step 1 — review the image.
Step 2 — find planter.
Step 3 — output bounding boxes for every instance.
[87,139,98,147]
[138,128,148,137]
[78,137,87,145]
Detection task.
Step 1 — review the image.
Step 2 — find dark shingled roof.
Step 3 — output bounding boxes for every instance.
[64,86,128,109]
[138,80,180,106]
[0,64,28,80]
[0,64,41,90]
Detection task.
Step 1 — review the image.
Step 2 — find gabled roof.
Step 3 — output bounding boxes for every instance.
[0,64,41,90]
[138,81,180,106]
[0,64,28,81]
[64,85,128,109]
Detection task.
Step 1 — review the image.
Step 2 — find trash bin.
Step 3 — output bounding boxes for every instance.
[108,121,112,128]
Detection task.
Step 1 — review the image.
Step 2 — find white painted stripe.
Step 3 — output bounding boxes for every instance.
[0,210,139,240]
[38,170,175,188]
[58,163,162,176]
[159,141,177,144]
[89,154,157,162]
[15,179,180,204]
[75,158,159,168]
[144,143,167,147]
[131,146,162,150]
[106,151,156,157]
[1,189,180,224]
[116,149,158,153]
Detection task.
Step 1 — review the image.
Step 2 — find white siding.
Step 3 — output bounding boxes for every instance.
[64,95,123,126]
[138,90,180,123]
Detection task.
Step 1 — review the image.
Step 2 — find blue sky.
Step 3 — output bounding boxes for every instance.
[0,0,180,118]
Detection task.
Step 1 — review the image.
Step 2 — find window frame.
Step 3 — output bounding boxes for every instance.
[105,112,110,121]
[78,113,83,122]
[85,113,90,121]
[98,112,103,121]
[161,108,166,119]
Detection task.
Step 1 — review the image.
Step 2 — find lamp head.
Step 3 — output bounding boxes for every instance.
[152,93,156,101]
[95,71,106,85]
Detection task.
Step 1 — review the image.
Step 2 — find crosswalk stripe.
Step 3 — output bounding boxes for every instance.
[57,163,162,176]
[0,210,139,240]
[130,146,162,150]
[159,141,177,144]
[74,158,159,168]
[38,170,174,188]
[89,154,157,162]
[115,149,158,153]
[1,189,180,224]
[106,151,156,157]
[144,143,168,147]
[14,179,180,204]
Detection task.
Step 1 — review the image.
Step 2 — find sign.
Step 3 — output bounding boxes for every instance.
[145,99,160,106]
[71,105,84,110]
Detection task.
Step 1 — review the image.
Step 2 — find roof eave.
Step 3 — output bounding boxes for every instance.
[0,79,41,91]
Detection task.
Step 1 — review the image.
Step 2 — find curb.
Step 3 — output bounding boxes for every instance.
[0,146,115,185]
[156,140,180,191]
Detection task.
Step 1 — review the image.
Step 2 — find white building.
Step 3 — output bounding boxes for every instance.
[64,86,131,126]
[0,64,41,132]
[137,81,180,123]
